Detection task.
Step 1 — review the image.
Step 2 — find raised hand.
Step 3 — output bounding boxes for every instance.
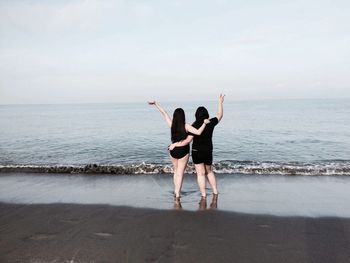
[204,119,210,124]
[219,94,225,104]
[149,101,172,128]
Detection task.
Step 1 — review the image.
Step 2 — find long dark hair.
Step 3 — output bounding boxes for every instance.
[171,108,187,143]
[193,106,209,127]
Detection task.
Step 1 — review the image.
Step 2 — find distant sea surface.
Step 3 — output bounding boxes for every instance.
[1,99,350,175]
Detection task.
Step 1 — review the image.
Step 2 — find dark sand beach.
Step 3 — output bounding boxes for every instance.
[1,202,350,263]
[1,173,350,262]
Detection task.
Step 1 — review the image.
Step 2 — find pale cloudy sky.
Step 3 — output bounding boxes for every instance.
[0,0,349,104]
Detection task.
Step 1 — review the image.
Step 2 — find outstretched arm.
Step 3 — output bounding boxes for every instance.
[168,135,194,150]
[148,101,172,128]
[216,94,225,122]
[185,119,210,135]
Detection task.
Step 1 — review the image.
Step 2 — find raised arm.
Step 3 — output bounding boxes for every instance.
[148,101,172,128]
[216,94,225,122]
[185,119,210,135]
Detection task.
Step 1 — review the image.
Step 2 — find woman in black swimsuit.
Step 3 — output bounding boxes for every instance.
[148,101,209,201]
[169,94,224,204]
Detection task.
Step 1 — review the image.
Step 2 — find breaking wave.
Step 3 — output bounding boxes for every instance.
[1,160,350,176]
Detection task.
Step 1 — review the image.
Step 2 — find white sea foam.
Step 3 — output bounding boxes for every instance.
[1,160,350,175]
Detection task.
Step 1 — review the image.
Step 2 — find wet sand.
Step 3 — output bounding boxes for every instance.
[2,173,350,217]
[1,202,350,263]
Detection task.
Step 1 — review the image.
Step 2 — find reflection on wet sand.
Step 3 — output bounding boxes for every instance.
[210,194,218,209]
[198,196,207,210]
[2,173,350,217]
[173,196,182,210]
[198,194,219,211]
[172,194,218,211]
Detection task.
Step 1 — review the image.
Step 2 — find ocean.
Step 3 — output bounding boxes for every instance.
[1,98,350,175]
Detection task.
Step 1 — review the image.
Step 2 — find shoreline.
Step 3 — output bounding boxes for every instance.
[1,160,350,176]
[1,172,350,218]
[1,202,350,262]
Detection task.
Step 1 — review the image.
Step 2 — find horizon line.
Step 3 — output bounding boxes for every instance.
[0,97,349,106]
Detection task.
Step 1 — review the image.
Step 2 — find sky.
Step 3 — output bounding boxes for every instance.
[0,0,349,104]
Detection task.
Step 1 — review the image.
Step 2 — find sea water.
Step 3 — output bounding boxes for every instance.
[1,98,350,217]
[1,98,349,175]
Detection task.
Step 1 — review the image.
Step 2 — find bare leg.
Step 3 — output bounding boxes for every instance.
[170,155,179,197]
[174,154,189,197]
[205,165,218,195]
[195,163,207,197]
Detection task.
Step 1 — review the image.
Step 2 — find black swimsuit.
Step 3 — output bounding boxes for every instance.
[170,145,190,159]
